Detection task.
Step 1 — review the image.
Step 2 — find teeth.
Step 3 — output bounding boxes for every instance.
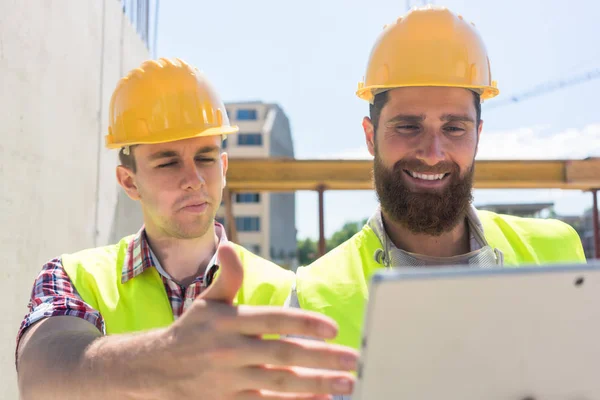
[409,171,446,181]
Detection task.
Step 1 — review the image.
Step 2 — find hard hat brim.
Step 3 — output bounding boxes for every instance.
[356,84,500,103]
[105,125,239,149]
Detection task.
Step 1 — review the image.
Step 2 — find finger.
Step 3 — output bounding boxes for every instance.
[231,336,358,371]
[236,390,332,400]
[218,306,340,339]
[199,242,243,304]
[239,366,355,396]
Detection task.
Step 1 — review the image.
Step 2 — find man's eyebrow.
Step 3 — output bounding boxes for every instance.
[386,114,426,124]
[440,113,475,123]
[147,146,220,161]
[386,114,475,124]
[148,150,178,161]
[195,145,220,154]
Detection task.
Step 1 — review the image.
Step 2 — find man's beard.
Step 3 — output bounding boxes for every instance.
[373,152,474,236]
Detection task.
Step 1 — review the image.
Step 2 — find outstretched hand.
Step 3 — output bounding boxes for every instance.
[157,242,357,399]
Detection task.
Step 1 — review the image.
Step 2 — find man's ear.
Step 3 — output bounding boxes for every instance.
[116,165,141,201]
[475,119,484,158]
[363,116,376,157]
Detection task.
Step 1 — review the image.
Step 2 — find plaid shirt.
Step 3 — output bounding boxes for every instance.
[16,222,227,348]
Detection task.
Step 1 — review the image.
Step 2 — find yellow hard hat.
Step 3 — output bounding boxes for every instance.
[356,5,499,103]
[105,57,238,149]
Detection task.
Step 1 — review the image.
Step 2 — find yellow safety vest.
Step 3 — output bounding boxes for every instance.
[295,210,586,350]
[62,236,294,334]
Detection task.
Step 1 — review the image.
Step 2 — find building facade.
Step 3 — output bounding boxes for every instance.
[217,101,298,270]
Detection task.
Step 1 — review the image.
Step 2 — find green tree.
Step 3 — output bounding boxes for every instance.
[326,218,368,251]
[297,237,318,265]
[296,218,369,265]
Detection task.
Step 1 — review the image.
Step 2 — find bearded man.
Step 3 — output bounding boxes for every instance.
[289,6,586,366]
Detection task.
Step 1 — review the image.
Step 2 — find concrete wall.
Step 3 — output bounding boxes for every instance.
[0,0,149,397]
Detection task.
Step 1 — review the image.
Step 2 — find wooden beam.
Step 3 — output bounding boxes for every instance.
[225,158,600,192]
[566,159,600,186]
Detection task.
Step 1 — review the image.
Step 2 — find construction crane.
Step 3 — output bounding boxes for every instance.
[484,68,600,110]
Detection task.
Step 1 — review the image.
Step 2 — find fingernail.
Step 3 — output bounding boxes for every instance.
[319,324,337,338]
[340,354,357,369]
[332,378,353,393]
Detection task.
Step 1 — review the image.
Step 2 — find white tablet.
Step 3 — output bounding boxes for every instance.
[353,262,600,400]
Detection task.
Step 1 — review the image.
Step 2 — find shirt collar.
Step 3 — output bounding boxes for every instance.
[121,221,228,284]
[367,203,488,254]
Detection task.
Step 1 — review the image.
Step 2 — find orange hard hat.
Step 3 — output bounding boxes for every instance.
[105,57,238,149]
[356,5,499,103]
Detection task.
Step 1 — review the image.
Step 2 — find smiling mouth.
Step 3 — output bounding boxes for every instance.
[403,170,450,181]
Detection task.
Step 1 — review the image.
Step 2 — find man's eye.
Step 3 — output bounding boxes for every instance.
[196,158,216,163]
[157,161,177,168]
[396,125,418,130]
[445,126,465,135]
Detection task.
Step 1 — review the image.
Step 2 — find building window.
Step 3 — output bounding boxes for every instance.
[236,109,257,120]
[236,216,260,232]
[236,193,260,203]
[238,133,262,146]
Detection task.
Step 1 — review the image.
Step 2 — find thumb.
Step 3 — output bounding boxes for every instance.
[198,242,243,304]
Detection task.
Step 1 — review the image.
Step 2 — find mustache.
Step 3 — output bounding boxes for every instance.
[392,159,459,174]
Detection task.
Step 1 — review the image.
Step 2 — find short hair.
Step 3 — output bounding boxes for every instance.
[118,146,137,172]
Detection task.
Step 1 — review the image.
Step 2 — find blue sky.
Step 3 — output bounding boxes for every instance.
[156,0,600,240]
